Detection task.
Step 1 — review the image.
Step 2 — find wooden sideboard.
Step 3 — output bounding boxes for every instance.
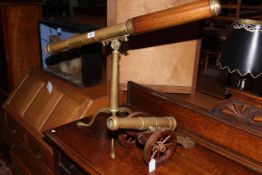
[44,82,261,175]
[0,1,43,96]
[2,68,109,175]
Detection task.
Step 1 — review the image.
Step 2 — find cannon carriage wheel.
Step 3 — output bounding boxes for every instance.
[143,129,177,165]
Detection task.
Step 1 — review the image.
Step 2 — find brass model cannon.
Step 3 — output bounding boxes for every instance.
[107,112,194,165]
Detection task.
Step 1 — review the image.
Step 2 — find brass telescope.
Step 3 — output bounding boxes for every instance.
[46,0,221,54]
[107,116,177,131]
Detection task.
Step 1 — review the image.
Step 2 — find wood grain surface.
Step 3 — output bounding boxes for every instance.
[45,113,257,175]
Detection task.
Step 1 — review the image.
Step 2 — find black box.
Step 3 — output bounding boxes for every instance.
[39,19,103,87]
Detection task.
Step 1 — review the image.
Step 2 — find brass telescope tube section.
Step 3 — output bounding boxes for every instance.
[46,0,220,55]
[46,22,134,55]
[107,116,177,131]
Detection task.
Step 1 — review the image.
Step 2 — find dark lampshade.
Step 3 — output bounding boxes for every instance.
[218,19,262,79]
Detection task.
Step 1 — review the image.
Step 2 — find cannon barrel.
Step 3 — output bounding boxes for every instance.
[46,0,221,54]
[107,116,177,131]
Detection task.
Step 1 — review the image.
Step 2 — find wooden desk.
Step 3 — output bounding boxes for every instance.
[2,68,109,175]
[45,114,256,175]
[167,92,221,111]
[44,82,259,175]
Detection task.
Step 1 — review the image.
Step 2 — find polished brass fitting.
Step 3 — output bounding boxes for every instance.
[209,0,221,16]
[107,116,177,131]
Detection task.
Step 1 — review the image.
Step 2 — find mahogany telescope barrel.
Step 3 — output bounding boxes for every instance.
[46,0,221,54]
[107,116,177,131]
[131,0,220,34]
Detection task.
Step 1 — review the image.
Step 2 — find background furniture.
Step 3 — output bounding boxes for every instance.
[197,0,262,99]
[42,0,107,17]
[0,1,43,97]
[107,0,201,95]
[218,0,262,21]
[2,68,108,175]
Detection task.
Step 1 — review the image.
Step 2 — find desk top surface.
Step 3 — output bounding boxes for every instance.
[45,113,256,175]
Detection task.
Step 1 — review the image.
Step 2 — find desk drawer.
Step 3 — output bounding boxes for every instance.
[27,134,53,171]
[10,151,30,175]
[54,149,87,175]
[5,115,28,144]
[10,135,52,175]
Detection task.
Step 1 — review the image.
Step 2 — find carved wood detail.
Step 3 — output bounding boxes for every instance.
[212,98,262,124]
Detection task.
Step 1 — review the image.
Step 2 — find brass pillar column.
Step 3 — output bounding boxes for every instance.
[109,39,121,116]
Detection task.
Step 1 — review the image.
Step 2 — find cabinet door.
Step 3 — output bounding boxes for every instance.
[0,4,42,91]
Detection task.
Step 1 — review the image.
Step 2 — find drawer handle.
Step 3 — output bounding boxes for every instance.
[36,151,42,160]
[11,128,17,134]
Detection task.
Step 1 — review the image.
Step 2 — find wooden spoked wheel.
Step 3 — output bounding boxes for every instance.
[143,129,177,165]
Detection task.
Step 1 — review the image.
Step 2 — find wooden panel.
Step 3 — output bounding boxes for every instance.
[42,95,81,131]
[0,6,9,94]
[107,0,200,94]
[119,40,200,93]
[5,114,53,174]
[10,134,51,175]
[5,114,28,145]
[44,114,257,175]
[6,112,53,153]
[1,4,41,89]
[10,152,31,175]
[53,149,86,175]
[80,96,109,118]
[3,68,109,131]
[7,76,44,116]
[29,69,108,105]
[23,85,63,131]
[27,134,53,171]
[126,82,262,173]
[2,68,109,175]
